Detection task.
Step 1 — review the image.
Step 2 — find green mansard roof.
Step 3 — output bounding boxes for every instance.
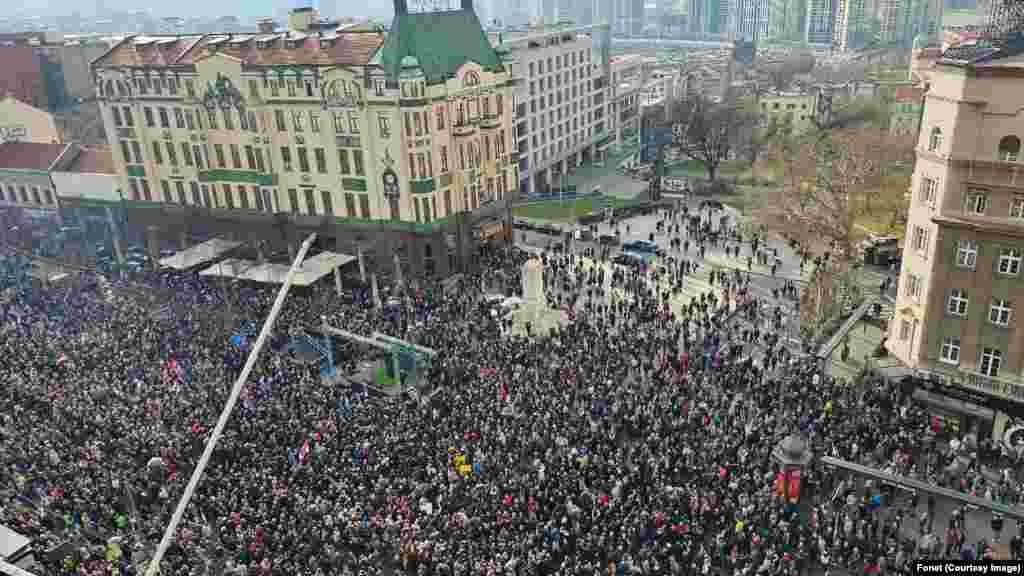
[377,7,503,82]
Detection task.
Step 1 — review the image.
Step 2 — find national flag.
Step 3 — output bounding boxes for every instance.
[298,439,310,464]
[55,353,69,366]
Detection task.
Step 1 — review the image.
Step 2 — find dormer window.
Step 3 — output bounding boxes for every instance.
[999,135,1021,162]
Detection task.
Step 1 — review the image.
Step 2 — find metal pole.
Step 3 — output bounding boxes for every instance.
[0,560,42,576]
[820,456,1024,521]
[144,233,316,576]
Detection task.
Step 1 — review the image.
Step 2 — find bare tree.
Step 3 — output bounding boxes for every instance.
[760,127,906,259]
[671,96,753,182]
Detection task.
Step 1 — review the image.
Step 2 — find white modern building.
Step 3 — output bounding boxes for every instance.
[494,25,615,196]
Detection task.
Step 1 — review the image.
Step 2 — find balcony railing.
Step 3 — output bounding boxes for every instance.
[410,178,435,194]
[198,169,277,186]
[480,113,501,129]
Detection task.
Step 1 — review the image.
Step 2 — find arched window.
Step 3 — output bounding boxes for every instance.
[999,135,1021,162]
[928,126,943,152]
[463,71,479,88]
[116,80,126,96]
[104,80,114,96]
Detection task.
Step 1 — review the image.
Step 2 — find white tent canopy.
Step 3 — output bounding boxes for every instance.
[198,251,356,286]
[0,524,31,561]
[158,238,242,270]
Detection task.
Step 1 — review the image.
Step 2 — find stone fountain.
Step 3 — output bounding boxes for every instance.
[511,257,566,337]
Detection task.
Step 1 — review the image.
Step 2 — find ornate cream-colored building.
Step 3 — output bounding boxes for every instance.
[86,0,515,277]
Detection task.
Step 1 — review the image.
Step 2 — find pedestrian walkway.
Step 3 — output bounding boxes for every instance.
[824,319,886,380]
[572,256,728,318]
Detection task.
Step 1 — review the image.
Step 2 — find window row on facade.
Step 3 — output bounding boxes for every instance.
[102,73,374,103]
[124,176,493,225]
[110,96,507,144]
[526,48,592,79]
[896,323,1008,378]
[120,133,507,182]
[903,244,1022,300]
[916,176,1024,219]
[927,126,1022,162]
[0,183,56,206]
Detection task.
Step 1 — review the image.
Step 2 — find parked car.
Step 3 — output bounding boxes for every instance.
[613,253,642,267]
[598,234,619,246]
[573,228,594,241]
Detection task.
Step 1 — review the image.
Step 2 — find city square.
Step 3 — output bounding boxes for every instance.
[1,0,1024,572]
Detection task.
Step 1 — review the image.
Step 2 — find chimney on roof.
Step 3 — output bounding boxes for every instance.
[461,0,473,11]
[256,17,275,33]
[394,0,408,15]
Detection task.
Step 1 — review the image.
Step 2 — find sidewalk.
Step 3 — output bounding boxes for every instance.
[824,319,886,380]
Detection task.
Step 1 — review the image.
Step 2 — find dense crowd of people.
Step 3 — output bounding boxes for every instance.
[0,208,1020,576]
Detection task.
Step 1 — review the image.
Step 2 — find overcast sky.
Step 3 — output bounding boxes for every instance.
[12,0,394,23]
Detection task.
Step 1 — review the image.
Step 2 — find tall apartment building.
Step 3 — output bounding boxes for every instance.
[877,0,914,46]
[734,0,770,42]
[767,0,806,43]
[831,0,864,51]
[803,0,833,44]
[889,40,1024,437]
[497,25,614,195]
[687,0,724,35]
[87,0,516,278]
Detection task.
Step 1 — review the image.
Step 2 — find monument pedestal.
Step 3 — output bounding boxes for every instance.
[511,257,565,337]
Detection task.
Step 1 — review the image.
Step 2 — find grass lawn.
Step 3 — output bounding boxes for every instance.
[725,185,775,213]
[667,158,783,185]
[850,174,910,240]
[668,158,752,178]
[512,196,645,222]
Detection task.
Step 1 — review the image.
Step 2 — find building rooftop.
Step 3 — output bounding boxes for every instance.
[65,146,115,174]
[377,8,502,82]
[940,32,1024,66]
[0,142,68,171]
[93,29,387,68]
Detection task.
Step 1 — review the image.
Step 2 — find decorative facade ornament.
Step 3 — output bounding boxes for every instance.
[408,0,457,12]
[202,73,245,111]
[382,169,400,198]
[382,148,395,168]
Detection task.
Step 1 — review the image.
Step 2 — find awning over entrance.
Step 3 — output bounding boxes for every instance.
[198,251,356,286]
[159,238,242,270]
